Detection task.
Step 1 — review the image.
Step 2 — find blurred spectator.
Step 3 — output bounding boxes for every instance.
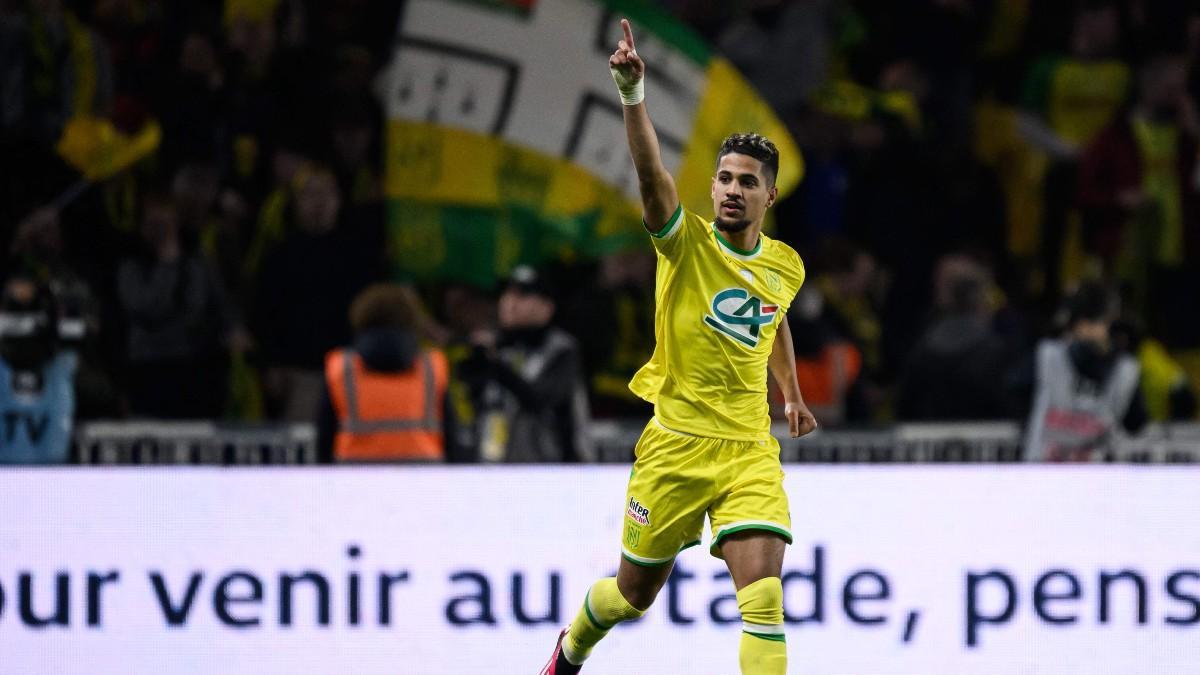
[1111,318,1197,422]
[1076,50,1200,350]
[896,274,1012,421]
[10,206,92,312]
[717,0,840,113]
[161,29,228,169]
[116,188,237,418]
[1019,0,1129,300]
[1019,1,1128,159]
[440,282,498,458]
[253,164,381,420]
[773,286,864,426]
[0,0,114,148]
[0,275,76,463]
[318,283,458,463]
[1021,281,1146,461]
[458,266,593,462]
[562,250,656,418]
[0,0,114,226]
[242,134,310,280]
[327,100,381,206]
[303,0,402,66]
[10,205,121,418]
[172,160,248,296]
[814,240,883,382]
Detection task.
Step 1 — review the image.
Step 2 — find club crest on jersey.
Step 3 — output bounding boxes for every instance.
[627,498,651,526]
[703,287,777,348]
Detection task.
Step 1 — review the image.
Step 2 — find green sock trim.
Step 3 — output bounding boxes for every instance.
[582,590,614,631]
[744,630,787,643]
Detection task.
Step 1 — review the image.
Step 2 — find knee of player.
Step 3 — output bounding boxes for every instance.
[736,576,784,625]
[619,578,663,611]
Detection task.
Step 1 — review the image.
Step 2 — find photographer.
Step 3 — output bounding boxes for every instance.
[0,276,77,464]
[1023,282,1146,461]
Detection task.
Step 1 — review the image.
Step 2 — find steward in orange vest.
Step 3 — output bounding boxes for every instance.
[319,284,450,462]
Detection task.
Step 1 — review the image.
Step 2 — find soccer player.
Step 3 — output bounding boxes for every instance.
[541,19,817,675]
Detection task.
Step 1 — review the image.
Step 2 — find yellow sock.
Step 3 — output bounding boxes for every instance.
[561,577,645,665]
[737,577,787,674]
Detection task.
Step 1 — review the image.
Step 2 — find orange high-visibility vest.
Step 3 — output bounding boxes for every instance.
[324,348,448,461]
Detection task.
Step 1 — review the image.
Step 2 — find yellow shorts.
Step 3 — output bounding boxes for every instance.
[620,418,792,567]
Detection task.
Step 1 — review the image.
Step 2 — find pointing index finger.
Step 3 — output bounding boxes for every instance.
[621,18,636,52]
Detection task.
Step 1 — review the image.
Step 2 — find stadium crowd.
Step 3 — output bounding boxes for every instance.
[1,0,1198,464]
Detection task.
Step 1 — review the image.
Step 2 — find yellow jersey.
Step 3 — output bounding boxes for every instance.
[629,205,806,440]
[1024,56,1130,146]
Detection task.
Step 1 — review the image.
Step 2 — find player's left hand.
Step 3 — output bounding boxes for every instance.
[785,401,817,438]
[609,19,645,83]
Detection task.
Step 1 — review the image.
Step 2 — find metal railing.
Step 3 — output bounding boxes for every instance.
[71,420,1200,465]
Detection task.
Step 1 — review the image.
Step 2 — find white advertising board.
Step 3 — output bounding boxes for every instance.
[0,467,1197,674]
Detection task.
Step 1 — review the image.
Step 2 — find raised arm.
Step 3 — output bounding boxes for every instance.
[768,318,818,438]
[609,18,678,231]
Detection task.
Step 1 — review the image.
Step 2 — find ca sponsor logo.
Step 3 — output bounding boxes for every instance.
[627,497,651,526]
[703,287,777,348]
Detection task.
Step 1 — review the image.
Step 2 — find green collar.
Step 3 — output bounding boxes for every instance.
[711,223,762,259]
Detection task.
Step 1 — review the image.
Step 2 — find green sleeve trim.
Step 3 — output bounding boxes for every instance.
[582,590,614,631]
[711,524,793,552]
[645,204,683,238]
[744,630,787,643]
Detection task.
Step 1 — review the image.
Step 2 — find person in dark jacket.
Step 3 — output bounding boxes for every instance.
[458,266,593,463]
[254,164,381,420]
[116,189,235,418]
[897,277,1012,420]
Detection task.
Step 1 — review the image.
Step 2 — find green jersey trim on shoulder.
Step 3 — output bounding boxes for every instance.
[646,204,684,239]
[711,223,762,260]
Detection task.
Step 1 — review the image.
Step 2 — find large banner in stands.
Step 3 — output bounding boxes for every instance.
[0,467,1197,674]
[381,0,802,286]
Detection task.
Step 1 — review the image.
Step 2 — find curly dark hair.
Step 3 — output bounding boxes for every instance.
[717,133,779,186]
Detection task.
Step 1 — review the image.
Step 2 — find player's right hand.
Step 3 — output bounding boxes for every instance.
[609,18,644,83]
[785,401,818,439]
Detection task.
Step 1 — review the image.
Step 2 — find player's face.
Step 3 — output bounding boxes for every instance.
[711,153,777,233]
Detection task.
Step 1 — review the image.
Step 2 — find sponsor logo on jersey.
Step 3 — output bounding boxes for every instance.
[703,287,778,348]
[627,497,651,526]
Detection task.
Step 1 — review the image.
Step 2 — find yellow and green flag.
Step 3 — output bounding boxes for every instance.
[382,0,802,287]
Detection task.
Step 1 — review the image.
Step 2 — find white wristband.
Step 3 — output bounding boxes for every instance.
[610,67,645,106]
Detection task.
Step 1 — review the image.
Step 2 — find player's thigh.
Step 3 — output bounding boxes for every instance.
[719,529,786,591]
[616,555,674,611]
[621,422,711,567]
[707,436,792,583]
